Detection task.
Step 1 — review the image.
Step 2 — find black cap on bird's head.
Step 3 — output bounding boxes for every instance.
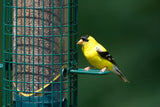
[77,35,90,45]
[81,35,89,42]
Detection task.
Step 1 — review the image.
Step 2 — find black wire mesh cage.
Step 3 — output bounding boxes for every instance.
[3,0,78,106]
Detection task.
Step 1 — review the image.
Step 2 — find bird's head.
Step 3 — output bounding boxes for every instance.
[77,35,97,46]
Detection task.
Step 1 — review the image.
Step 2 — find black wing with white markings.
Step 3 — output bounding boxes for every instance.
[96,47,117,65]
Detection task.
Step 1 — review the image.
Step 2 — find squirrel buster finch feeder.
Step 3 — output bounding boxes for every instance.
[2,0,78,106]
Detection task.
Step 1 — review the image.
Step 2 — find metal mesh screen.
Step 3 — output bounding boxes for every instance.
[3,0,78,106]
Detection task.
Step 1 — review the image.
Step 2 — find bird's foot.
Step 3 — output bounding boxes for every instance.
[84,66,92,71]
[100,67,107,72]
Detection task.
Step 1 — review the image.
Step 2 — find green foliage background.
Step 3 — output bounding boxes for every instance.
[0,0,160,107]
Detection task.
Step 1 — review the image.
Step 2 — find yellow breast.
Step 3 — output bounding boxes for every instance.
[82,46,113,70]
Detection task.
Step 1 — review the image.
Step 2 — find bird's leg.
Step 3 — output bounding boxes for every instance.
[100,67,107,72]
[84,66,94,71]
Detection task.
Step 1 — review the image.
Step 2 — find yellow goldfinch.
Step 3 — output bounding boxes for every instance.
[77,35,129,83]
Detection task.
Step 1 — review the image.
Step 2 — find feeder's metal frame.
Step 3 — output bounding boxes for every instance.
[2,0,79,106]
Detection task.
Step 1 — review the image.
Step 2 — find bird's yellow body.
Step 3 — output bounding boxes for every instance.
[77,35,129,82]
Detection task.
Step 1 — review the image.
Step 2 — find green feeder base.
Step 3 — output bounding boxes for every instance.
[13,94,67,107]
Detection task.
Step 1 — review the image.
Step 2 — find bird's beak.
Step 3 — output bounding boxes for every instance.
[77,39,83,45]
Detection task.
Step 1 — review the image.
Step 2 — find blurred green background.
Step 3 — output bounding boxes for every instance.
[0,0,160,107]
[77,0,160,107]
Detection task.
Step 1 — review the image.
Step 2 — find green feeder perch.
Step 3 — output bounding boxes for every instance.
[70,68,110,75]
[2,0,109,107]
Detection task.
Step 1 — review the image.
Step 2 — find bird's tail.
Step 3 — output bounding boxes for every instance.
[118,73,130,83]
[111,65,130,83]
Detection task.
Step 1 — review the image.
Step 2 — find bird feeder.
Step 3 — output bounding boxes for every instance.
[2,0,78,106]
[2,0,109,107]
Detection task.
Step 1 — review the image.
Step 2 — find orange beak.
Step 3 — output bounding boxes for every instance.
[77,39,83,45]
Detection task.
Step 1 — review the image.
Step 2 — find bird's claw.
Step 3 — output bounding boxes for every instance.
[100,67,107,72]
[84,66,91,71]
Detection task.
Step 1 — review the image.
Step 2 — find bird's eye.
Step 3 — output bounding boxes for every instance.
[81,36,89,42]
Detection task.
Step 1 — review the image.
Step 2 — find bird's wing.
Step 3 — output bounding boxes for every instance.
[95,45,117,65]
